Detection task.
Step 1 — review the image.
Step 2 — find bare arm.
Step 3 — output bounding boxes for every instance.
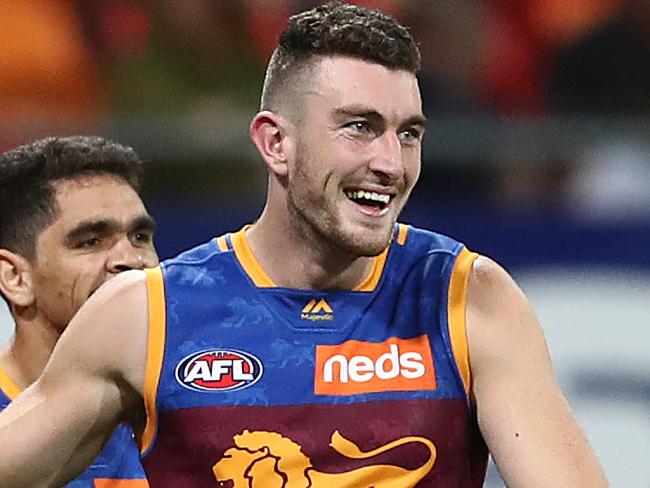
[0,270,150,487]
[466,256,608,487]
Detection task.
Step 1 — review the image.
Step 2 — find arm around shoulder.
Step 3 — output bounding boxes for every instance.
[0,269,150,487]
[465,256,608,487]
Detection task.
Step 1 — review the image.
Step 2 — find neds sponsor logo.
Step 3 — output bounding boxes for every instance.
[314,335,436,395]
[176,349,263,392]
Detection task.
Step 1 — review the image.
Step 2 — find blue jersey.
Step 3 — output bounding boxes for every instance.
[140,224,488,487]
[0,367,148,487]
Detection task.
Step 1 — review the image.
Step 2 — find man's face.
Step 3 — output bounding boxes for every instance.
[29,174,158,330]
[285,56,425,256]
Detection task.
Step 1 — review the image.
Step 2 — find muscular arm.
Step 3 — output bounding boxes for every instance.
[0,271,150,487]
[466,256,608,487]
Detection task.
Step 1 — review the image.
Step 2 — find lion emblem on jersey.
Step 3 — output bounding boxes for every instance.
[212,429,436,487]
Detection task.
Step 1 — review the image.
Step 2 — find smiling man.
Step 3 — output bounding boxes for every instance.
[0,135,157,486]
[0,3,607,488]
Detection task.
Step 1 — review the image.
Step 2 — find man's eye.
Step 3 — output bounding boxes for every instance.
[345,121,371,134]
[78,237,100,249]
[132,233,153,244]
[399,128,422,144]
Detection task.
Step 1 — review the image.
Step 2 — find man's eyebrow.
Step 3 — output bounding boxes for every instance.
[63,214,156,244]
[333,107,383,121]
[64,220,117,244]
[130,214,157,234]
[402,114,427,129]
[333,107,427,128]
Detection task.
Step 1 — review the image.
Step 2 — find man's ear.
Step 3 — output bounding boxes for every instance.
[249,111,292,177]
[0,249,34,307]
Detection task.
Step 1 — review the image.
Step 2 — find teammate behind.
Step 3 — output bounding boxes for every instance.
[0,3,607,487]
[0,136,157,486]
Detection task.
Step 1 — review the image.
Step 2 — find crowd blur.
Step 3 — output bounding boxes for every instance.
[1,0,649,216]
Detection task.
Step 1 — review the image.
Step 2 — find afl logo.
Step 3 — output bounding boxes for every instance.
[175,349,263,392]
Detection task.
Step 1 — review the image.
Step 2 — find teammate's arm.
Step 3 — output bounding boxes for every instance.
[0,270,149,487]
[466,256,608,488]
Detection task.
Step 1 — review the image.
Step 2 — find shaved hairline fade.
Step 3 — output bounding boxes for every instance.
[260,1,421,116]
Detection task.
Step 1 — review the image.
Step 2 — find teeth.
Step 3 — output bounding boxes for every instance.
[345,190,390,204]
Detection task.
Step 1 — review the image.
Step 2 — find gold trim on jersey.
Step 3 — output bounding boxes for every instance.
[448,247,478,397]
[229,225,395,292]
[396,223,409,245]
[353,224,406,291]
[93,478,151,487]
[215,235,229,252]
[140,266,167,455]
[230,227,276,287]
[0,366,21,400]
[353,247,388,292]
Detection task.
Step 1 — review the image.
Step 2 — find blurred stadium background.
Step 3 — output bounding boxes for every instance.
[0,0,648,485]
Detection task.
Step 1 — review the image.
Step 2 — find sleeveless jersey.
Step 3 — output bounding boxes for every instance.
[0,368,148,487]
[141,224,488,487]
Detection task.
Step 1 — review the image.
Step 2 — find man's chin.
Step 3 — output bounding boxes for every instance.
[336,226,393,257]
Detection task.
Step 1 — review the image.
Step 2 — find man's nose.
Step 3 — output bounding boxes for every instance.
[368,132,404,181]
[106,238,146,273]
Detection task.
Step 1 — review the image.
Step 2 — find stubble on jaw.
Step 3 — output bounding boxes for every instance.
[277,59,402,259]
[287,178,394,260]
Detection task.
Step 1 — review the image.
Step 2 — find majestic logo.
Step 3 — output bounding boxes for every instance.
[175,349,263,392]
[314,335,436,395]
[213,429,436,487]
[301,298,334,321]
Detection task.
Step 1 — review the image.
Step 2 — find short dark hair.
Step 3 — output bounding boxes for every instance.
[261,1,421,111]
[0,135,144,259]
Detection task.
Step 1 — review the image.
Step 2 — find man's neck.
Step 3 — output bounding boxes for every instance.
[0,314,60,391]
[247,209,376,290]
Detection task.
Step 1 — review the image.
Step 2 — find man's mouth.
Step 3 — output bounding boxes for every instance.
[345,189,393,210]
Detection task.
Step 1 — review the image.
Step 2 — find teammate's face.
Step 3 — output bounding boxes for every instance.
[29,175,158,331]
[286,56,425,256]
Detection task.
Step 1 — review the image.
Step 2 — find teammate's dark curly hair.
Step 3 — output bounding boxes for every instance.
[0,135,144,259]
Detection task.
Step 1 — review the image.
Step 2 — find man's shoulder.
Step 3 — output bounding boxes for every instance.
[396,223,466,257]
[163,236,229,268]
